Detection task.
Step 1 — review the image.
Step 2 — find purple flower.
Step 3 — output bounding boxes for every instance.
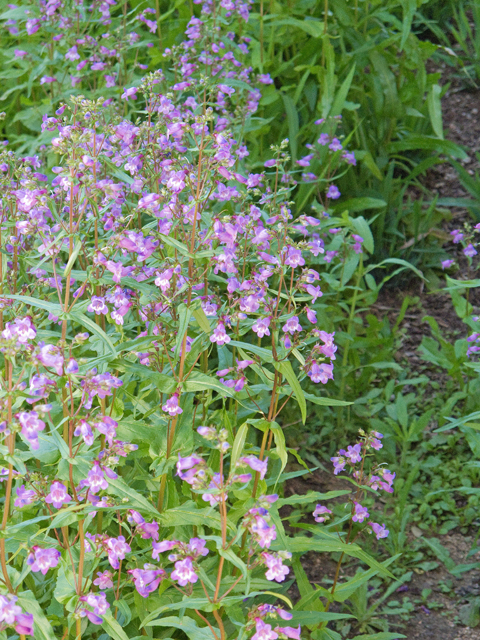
[285,246,305,268]
[450,229,463,243]
[282,316,302,335]
[87,296,109,315]
[45,481,71,509]
[106,535,131,569]
[345,443,362,463]
[253,619,278,640]
[93,570,114,589]
[83,462,109,494]
[318,133,329,145]
[313,504,332,523]
[326,185,341,199]
[306,308,317,324]
[210,322,231,345]
[74,419,94,446]
[129,565,166,597]
[331,456,346,475]
[121,86,138,100]
[441,259,454,270]
[464,243,477,257]
[14,485,36,508]
[303,284,322,302]
[307,363,333,384]
[162,393,183,417]
[152,539,178,559]
[352,502,369,523]
[79,593,110,624]
[369,522,389,539]
[36,343,64,375]
[171,557,198,586]
[239,455,268,480]
[252,317,271,338]
[27,547,61,575]
[17,411,45,450]
[262,551,291,582]
[329,137,343,151]
[275,626,302,640]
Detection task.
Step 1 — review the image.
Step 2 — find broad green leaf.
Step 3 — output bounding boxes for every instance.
[274,360,306,423]
[388,135,467,160]
[102,612,131,640]
[285,537,394,578]
[192,306,212,333]
[107,475,159,517]
[145,615,219,639]
[303,391,352,407]
[230,422,249,469]
[174,304,193,361]
[160,501,234,532]
[427,84,443,139]
[184,372,234,396]
[18,591,56,640]
[70,310,117,358]
[270,423,288,481]
[277,490,350,507]
[63,240,82,277]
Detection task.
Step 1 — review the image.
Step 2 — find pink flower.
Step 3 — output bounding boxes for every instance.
[171,557,198,586]
[27,547,61,575]
[93,570,114,589]
[162,393,183,416]
[210,322,231,345]
[282,316,302,334]
[121,86,138,100]
[313,504,332,523]
[45,482,71,509]
[369,522,389,539]
[253,619,278,640]
[352,502,369,523]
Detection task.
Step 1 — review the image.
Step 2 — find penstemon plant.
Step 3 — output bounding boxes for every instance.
[0,1,397,639]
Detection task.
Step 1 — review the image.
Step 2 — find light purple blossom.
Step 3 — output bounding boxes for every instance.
[93,570,114,589]
[352,502,369,523]
[313,504,332,523]
[282,316,302,334]
[171,557,198,586]
[326,185,341,199]
[129,565,166,597]
[162,393,183,416]
[210,322,231,345]
[45,481,71,509]
[369,522,389,539]
[14,485,36,508]
[27,547,61,575]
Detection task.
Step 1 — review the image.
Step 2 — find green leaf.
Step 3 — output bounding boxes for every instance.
[271,423,288,482]
[231,422,249,469]
[274,360,306,424]
[174,304,193,361]
[330,64,356,117]
[303,391,352,407]
[70,310,117,358]
[388,135,467,160]
[337,198,386,215]
[351,634,406,640]
[427,84,444,139]
[192,306,212,333]
[160,501,233,532]
[102,612,131,640]
[277,490,350,507]
[107,475,160,517]
[286,537,394,578]
[2,293,63,317]
[350,215,375,254]
[63,240,83,277]
[229,340,274,363]
[267,16,324,38]
[183,372,234,397]
[281,93,299,161]
[18,592,56,640]
[145,615,219,639]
